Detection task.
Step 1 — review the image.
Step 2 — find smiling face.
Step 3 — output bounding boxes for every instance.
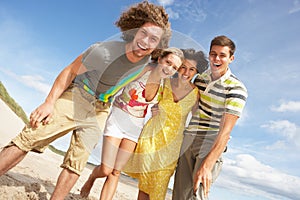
[209,45,234,80]
[178,59,198,82]
[129,22,164,60]
[157,53,183,79]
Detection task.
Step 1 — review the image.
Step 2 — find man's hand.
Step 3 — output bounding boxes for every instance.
[30,101,55,128]
[193,166,212,198]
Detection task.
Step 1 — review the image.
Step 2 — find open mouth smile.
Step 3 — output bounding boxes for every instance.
[213,63,221,67]
[137,42,147,51]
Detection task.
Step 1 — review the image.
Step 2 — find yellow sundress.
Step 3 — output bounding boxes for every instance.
[123,78,198,200]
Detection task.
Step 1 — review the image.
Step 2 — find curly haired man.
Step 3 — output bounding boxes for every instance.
[0,1,171,199]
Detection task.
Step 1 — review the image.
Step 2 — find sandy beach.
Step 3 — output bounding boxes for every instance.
[0,99,144,200]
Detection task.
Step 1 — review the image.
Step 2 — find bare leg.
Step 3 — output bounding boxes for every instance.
[0,145,27,175]
[138,190,150,200]
[100,138,137,200]
[80,166,99,197]
[80,136,121,198]
[80,164,113,197]
[50,168,79,200]
[100,170,121,200]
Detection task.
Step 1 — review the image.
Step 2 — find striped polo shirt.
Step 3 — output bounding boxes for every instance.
[185,68,248,135]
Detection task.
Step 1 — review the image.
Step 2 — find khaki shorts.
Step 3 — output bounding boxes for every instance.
[9,85,110,175]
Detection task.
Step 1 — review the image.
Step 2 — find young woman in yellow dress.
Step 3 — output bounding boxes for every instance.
[124,49,208,200]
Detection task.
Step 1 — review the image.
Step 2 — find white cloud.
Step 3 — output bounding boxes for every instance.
[0,68,51,95]
[217,154,300,200]
[166,8,179,20]
[0,12,61,98]
[236,107,249,126]
[289,0,300,14]
[156,0,175,6]
[156,0,207,22]
[271,100,300,112]
[0,11,59,114]
[20,75,51,95]
[239,51,254,63]
[261,120,300,148]
[261,120,297,138]
[265,140,287,150]
[179,0,207,22]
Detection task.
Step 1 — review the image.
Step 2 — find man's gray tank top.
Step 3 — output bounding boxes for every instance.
[74,41,150,98]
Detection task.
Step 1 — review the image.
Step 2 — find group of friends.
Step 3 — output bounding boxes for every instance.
[0,1,248,200]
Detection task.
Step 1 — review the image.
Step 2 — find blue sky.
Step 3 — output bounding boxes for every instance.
[0,0,300,199]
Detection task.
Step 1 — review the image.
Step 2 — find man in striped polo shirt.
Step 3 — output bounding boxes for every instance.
[172,35,248,200]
